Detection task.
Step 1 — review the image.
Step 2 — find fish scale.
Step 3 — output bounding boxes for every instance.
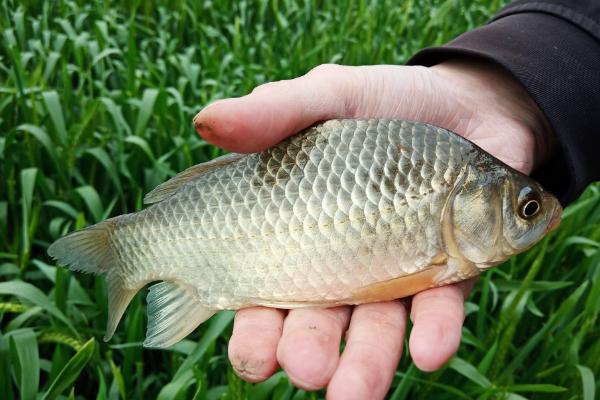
[49,118,562,348]
[111,119,468,307]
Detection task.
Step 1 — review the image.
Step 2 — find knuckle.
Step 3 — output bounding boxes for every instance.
[355,369,380,397]
[287,308,349,338]
[360,304,406,331]
[251,79,290,95]
[320,307,351,331]
[416,285,465,303]
[306,64,362,116]
[234,307,285,328]
[344,345,389,394]
[307,63,345,77]
[301,319,340,343]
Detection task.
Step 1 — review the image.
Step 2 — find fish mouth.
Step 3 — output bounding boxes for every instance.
[546,203,563,233]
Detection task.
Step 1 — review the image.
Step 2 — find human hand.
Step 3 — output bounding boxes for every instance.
[193,59,550,399]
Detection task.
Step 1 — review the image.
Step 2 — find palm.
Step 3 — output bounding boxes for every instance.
[193,60,544,399]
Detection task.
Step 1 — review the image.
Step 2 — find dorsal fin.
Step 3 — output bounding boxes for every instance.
[144,153,245,204]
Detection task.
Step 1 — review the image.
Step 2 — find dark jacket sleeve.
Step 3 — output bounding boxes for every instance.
[407,0,600,205]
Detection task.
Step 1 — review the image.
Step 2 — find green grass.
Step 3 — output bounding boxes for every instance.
[1,0,598,398]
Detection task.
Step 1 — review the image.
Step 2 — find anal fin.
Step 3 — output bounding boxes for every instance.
[144,281,215,348]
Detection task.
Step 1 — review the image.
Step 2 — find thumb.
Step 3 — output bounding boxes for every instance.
[193,64,448,153]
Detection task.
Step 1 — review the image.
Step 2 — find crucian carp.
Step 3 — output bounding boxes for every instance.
[49,119,562,348]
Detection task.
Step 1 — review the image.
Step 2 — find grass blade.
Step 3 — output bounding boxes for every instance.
[448,357,491,388]
[19,167,37,270]
[0,280,77,334]
[134,88,159,136]
[42,91,68,145]
[501,384,567,393]
[576,364,596,400]
[172,311,234,380]
[9,329,39,400]
[75,186,104,223]
[17,124,59,166]
[2,2,599,398]
[43,200,80,220]
[85,147,123,198]
[41,338,95,400]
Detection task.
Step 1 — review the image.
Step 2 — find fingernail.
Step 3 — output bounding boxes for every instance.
[231,362,266,382]
[192,111,202,126]
[192,100,217,125]
[194,122,213,139]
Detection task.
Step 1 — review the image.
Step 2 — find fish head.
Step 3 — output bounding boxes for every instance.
[500,171,562,252]
[446,154,562,269]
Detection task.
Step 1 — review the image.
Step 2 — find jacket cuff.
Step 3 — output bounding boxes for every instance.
[407,10,600,204]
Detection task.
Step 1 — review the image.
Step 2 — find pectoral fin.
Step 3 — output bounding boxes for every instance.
[349,264,448,303]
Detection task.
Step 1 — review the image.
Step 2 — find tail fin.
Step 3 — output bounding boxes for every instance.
[48,218,140,341]
[48,219,117,274]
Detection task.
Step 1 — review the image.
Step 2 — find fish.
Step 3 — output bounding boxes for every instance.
[48,119,562,348]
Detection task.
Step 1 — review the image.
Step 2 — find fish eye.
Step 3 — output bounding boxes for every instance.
[518,186,542,219]
[522,199,540,218]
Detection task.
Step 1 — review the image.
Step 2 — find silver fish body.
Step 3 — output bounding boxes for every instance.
[49,119,562,347]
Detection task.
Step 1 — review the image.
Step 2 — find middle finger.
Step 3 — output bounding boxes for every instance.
[326,301,407,400]
[277,307,352,390]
